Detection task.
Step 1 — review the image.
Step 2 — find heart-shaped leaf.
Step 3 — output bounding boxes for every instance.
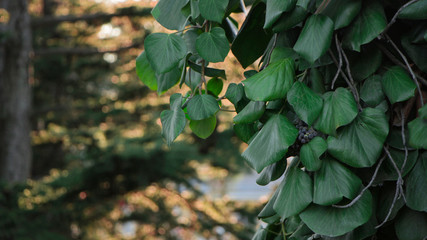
[300,190,373,237]
[287,81,323,125]
[360,75,384,107]
[243,58,295,101]
[189,115,216,139]
[395,208,427,240]
[264,0,297,29]
[207,77,223,96]
[293,14,334,63]
[225,83,245,106]
[406,153,427,212]
[136,51,157,91]
[300,137,327,171]
[156,67,182,94]
[273,162,313,219]
[327,108,389,168]
[382,66,416,104]
[145,33,187,73]
[375,148,418,183]
[314,88,358,136]
[151,0,189,30]
[348,46,382,81]
[408,105,427,149]
[198,0,229,23]
[313,157,362,205]
[196,27,230,63]
[320,0,361,29]
[242,114,298,173]
[160,94,186,145]
[234,101,265,124]
[343,1,386,51]
[256,158,287,186]
[187,94,219,120]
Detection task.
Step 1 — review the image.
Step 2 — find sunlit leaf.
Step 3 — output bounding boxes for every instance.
[207,77,223,96]
[189,115,216,139]
[136,51,157,91]
[145,33,187,73]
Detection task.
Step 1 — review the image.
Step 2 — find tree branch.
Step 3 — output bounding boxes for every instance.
[31,7,152,27]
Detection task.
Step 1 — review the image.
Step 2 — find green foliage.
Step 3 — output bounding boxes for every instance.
[137,0,427,238]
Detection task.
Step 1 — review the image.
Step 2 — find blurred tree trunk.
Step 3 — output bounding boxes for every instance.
[0,0,32,183]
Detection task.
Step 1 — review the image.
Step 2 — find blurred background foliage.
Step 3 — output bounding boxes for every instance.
[0,0,263,239]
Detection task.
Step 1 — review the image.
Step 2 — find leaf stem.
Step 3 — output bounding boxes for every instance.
[281,221,287,240]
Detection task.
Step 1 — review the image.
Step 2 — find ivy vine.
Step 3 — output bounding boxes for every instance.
[136,0,427,239]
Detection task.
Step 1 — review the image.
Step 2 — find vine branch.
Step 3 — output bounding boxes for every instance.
[331,34,343,89]
[339,46,362,111]
[380,0,420,35]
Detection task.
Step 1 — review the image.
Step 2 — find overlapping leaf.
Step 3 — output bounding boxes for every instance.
[187,94,219,120]
[395,208,427,240]
[136,51,157,91]
[264,0,297,29]
[382,66,416,104]
[320,0,362,29]
[189,115,217,139]
[408,105,427,149]
[145,33,187,73]
[243,58,295,101]
[233,101,265,123]
[161,94,186,145]
[287,81,323,125]
[151,0,189,30]
[242,114,298,173]
[300,137,327,171]
[256,158,287,186]
[327,108,389,168]
[398,0,427,20]
[199,0,229,23]
[406,153,427,212]
[196,27,230,63]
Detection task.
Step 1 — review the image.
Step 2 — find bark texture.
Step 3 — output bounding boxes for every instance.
[0,0,32,183]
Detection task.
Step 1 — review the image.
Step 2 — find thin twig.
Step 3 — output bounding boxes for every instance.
[380,0,420,36]
[329,50,351,84]
[384,34,424,106]
[333,155,386,208]
[400,108,409,172]
[315,0,332,14]
[331,34,343,89]
[383,146,406,202]
[376,43,427,86]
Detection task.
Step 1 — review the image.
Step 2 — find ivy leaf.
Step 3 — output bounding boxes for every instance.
[145,33,187,73]
[293,14,334,63]
[272,5,308,33]
[343,1,386,51]
[314,88,358,136]
[395,208,427,240]
[151,0,189,30]
[327,108,389,168]
[376,148,419,183]
[402,26,427,72]
[225,83,244,106]
[273,162,313,219]
[377,184,405,223]
[195,27,230,63]
[264,0,297,29]
[243,58,295,101]
[300,190,373,237]
[233,101,265,124]
[256,158,287,186]
[382,66,416,104]
[189,115,216,139]
[242,114,298,173]
[160,94,186,145]
[320,0,362,29]
[300,137,327,172]
[156,67,182,94]
[187,94,219,120]
[398,0,427,20]
[207,77,223,96]
[313,157,362,205]
[287,81,323,126]
[233,123,257,143]
[408,105,427,149]
[136,51,157,91]
[406,153,427,212]
[348,46,382,81]
[198,0,229,23]
[360,75,384,107]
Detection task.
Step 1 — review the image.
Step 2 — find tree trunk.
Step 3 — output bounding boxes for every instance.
[0,0,32,183]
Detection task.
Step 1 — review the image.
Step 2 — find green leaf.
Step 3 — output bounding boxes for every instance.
[327,108,389,168]
[272,6,308,33]
[233,123,257,143]
[348,46,382,81]
[402,27,427,72]
[287,81,323,125]
[243,58,295,101]
[151,0,189,30]
[187,94,219,120]
[314,88,358,136]
[300,190,373,237]
[395,208,427,240]
[343,1,386,51]
[190,0,200,19]
[293,14,334,63]
[308,68,326,95]
[198,0,229,23]
[313,157,362,205]
[377,184,405,223]
[264,0,297,29]
[360,75,384,107]
[160,94,186,145]
[320,0,362,29]
[382,66,416,104]
[231,2,273,68]
[225,83,244,106]
[252,228,268,240]
[256,158,287,186]
[207,77,223,96]
[273,162,313,219]
[375,148,418,183]
[406,153,427,212]
[187,61,227,79]
[136,51,157,91]
[242,114,298,173]
[300,137,327,171]
[233,101,265,124]
[189,115,216,139]
[145,33,187,73]
[156,67,182,94]
[398,0,427,20]
[195,27,230,63]
[269,47,299,64]
[408,106,427,149]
